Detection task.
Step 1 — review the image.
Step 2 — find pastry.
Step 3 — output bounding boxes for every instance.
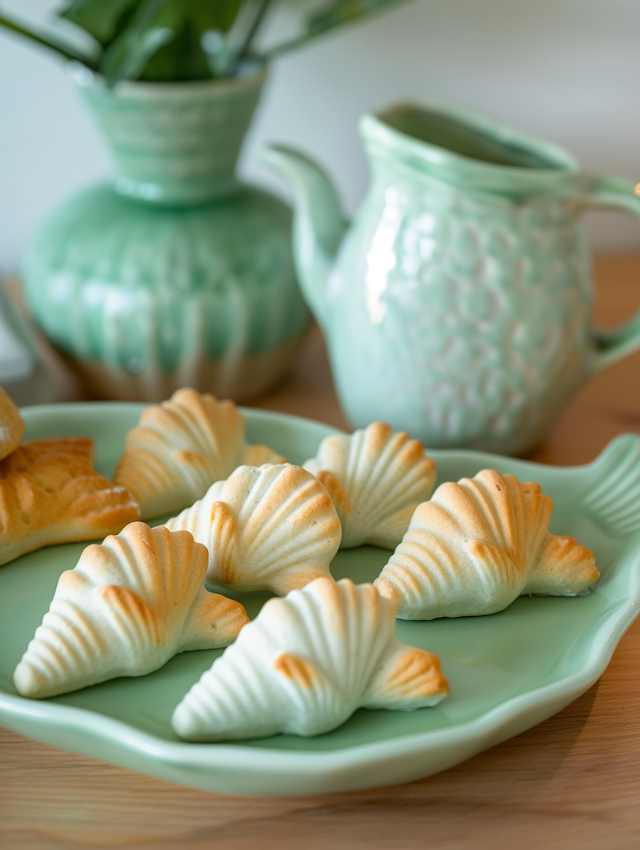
[0,437,140,566]
[374,469,599,619]
[166,464,341,595]
[0,386,24,461]
[14,522,249,698]
[114,388,285,519]
[303,422,436,549]
[172,577,448,741]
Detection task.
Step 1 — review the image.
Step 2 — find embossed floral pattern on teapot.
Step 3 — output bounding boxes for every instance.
[265,101,640,455]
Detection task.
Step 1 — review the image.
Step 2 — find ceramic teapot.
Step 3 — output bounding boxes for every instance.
[264,101,640,455]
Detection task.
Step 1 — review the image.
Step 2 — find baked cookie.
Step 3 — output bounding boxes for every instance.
[0,437,140,566]
[304,422,436,549]
[166,464,341,595]
[14,522,249,698]
[114,388,285,520]
[172,577,448,741]
[375,469,599,619]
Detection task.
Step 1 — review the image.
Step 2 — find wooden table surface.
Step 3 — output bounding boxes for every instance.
[3,255,640,850]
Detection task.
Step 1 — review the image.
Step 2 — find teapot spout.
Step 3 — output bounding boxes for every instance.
[262,145,346,328]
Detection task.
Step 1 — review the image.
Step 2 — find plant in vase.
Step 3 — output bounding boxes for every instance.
[2,0,410,401]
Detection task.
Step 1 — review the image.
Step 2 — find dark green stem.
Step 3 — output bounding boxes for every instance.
[259,30,317,62]
[259,0,414,62]
[235,0,272,64]
[0,12,97,67]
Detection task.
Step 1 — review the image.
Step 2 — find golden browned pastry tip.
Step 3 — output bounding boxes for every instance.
[172,577,448,742]
[165,463,341,595]
[0,386,24,461]
[303,422,436,549]
[114,387,285,520]
[375,468,599,620]
[14,522,249,699]
[0,437,140,566]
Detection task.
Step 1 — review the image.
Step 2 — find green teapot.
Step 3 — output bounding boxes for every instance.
[265,101,640,455]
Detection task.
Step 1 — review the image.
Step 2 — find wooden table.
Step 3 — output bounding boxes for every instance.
[3,255,640,850]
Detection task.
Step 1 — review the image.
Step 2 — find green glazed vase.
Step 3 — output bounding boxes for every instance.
[23,66,311,402]
[265,101,640,454]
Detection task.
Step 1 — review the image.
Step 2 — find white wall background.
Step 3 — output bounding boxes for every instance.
[2,0,640,277]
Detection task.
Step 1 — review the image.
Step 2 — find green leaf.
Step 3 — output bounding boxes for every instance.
[97,0,246,85]
[0,9,97,65]
[175,0,243,34]
[3,0,412,82]
[261,0,413,60]
[139,21,212,82]
[101,29,175,85]
[58,0,143,48]
[202,0,271,76]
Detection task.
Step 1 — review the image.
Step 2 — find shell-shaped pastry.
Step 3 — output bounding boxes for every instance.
[374,469,599,620]
[303,422,436,549]
[166,464,341,595]
[172,577,448,741]
[0,387,24,461]
[0,438,140,567]
[114,388,285,520]
[14,522,249,699]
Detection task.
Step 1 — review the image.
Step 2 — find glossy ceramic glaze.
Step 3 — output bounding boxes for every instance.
[23,68,311,402]
[265,101,640,454]
[0,404,639,795]
[78,66,266,205]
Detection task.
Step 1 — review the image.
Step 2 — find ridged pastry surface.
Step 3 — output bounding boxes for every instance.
[172,577,448,742]
[375,469,599,619]
[166,464,341,595]
[304,422,436,549]
[14,522,249,698]
[114,388,284,519]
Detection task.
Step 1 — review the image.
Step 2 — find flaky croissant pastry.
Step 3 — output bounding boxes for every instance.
[166,464,341,595]
[14,522,249,698]
[172,577,448,741]
[375,469,599,620]
[114,388,285,519]
[0,437,139,566]
[304,422,436,549]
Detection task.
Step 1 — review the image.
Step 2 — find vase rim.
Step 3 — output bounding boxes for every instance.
[73,60,267,205]
[68,60,267,99]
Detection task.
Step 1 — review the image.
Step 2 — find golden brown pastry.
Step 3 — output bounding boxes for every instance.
[173,577,448,742]
[114,388,285,520]
[0,437,140,566]
[165,463,342,595]
[375,469,599,619]
[14,522,249,698]
[303,422,436,549]
[0,386,24,461]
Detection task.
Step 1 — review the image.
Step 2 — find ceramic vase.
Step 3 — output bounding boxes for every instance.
[22,66,311,402]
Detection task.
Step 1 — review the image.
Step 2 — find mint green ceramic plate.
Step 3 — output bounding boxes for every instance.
[1,404,640,796]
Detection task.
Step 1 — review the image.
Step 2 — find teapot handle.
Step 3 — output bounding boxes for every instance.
[583,175,640,374]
